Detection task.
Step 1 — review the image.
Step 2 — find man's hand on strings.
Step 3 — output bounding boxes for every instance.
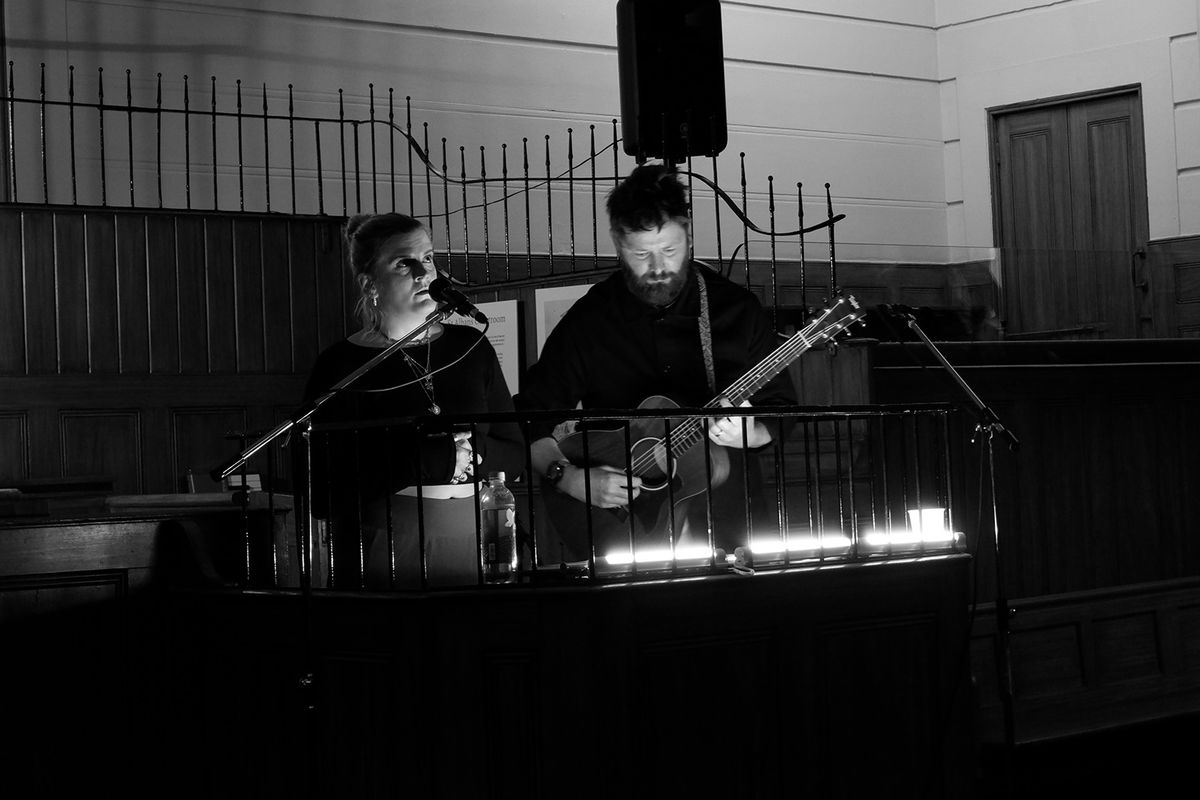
[707,397,772,449]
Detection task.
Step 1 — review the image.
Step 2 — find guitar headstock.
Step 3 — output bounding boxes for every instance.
[805,294,867,345]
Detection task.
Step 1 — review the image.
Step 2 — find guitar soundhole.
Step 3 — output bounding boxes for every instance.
[631,436,673,491]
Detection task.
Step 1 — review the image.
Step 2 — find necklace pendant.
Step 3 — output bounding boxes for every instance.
[429,402,441,415]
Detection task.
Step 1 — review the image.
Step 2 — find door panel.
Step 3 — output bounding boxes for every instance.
[1070,96,1146,338]
[995,106,1080,337]
[1147,236,1200,336]
[993,91,1151,339]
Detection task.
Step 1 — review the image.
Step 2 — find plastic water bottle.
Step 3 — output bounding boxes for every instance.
[480,471,517,583]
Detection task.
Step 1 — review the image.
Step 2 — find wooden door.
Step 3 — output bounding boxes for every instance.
[992,90,1151,339]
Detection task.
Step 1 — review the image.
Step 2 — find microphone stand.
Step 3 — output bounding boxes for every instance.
[211,308,448,485]
[207,303,457,792]
[888,307,1020,752]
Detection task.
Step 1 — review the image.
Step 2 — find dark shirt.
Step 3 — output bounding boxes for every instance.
[517,264,798,552]
[519,264,797,434]
[301,324,525,514]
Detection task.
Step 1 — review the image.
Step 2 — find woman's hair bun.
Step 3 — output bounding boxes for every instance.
[344,213,371,241]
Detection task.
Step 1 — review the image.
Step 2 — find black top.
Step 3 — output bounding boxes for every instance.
[516,264,799,551]
[301,324,525,515]
[518,264,797,437]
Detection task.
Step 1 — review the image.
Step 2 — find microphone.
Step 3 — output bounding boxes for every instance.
[429,277,488,325]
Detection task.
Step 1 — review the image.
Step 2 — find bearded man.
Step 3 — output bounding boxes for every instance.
[517,163,797,562]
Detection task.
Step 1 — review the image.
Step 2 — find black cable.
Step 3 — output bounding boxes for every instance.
[380,120,845,244]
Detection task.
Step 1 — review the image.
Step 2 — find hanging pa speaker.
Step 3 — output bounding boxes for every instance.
[617,0,728,162]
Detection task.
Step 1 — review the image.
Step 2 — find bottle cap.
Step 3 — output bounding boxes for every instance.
[489,471,505,482]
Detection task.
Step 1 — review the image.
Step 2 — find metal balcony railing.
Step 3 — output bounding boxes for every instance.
[214,403,963,592]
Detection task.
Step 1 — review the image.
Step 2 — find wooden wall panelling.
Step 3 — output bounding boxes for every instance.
[1180,603,1200,672]
[0,210,26,373]
[22,211,57,373]
[288,221,320,375]
[834,283,890,310]
[814,615,942,793]
[1148,395,1200,576]
[165,557,972,797]
[234,218,265,372]
[972,579,1200,742]
[172,407,250,491]
[115,214,149,372]
[1031,399,1093,591]
[0,412,30,482]
[146,215,180,374]
[55,211,89,373]
[176,215,210,374]
[205,217,238,372]
[1,372,329,491]
[23,404,60,477]
[315,219,349,353]
[138,404,173,496]
[875,348,1200,600]
[906,285,948,307]
[789,339,872,406]
[1008,619,1084,700]
[955,260,1000,314]
[1092,610,1159,683]
[0,206,350,495]
[1106,398,1160,585]
[634,627,778,786]
[59,409,143,493]
[1167,397,1200,570]
[85,212,120,373]
[261,219,293,373]
[1175,256,1200,336]
[1145,235,1200,337]
[1174,258,1200,301]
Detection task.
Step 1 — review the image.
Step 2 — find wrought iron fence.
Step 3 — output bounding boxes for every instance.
[1,61,844,296]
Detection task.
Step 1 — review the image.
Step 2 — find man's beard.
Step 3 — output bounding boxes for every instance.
[624,264,689,307]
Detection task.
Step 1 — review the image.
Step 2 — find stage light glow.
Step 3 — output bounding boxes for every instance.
[861,507,954,546]
[749,534,852,555]
[603,545,716,565]
[862,529,955,546]
[907,507,949,538]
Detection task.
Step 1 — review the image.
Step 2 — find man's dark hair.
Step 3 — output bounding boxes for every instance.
[606,163,689,233]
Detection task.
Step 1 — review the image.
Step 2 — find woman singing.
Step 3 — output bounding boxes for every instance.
[301,213,524,588]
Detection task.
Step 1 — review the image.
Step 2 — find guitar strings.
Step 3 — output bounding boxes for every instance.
[624,301,861,479]
[627,315,826,475]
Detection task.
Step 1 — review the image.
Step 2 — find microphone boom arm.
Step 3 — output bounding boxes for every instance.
[210,307,454,482]
[899,312,1019,451]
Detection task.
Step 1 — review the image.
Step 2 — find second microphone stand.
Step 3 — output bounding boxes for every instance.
[890,307,1021,751]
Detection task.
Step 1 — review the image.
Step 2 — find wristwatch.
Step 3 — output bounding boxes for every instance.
[543,459,571,491]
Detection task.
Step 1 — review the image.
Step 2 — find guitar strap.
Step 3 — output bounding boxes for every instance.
[697,268,716,394]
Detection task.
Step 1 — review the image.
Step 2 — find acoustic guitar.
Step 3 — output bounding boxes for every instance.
[544,295,865,554]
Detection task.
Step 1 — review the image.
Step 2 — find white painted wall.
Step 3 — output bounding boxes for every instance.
[936,0,1200,244]
[3,0,1197,262]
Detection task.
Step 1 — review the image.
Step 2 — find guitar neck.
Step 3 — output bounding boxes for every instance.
[714,328,818,408]
[659,298,860,462]
[665,326,822,457]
